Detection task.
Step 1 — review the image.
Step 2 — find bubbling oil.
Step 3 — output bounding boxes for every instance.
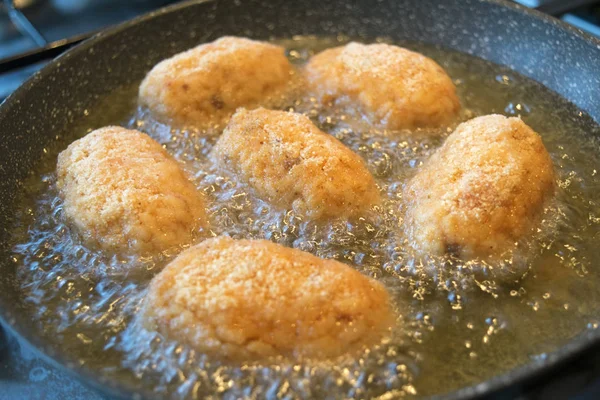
[9,36,600,399]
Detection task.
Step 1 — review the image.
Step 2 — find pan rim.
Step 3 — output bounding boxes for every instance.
[0,0,599,399]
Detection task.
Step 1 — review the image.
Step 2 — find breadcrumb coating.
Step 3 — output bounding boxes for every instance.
[209,108,380,220]
[404,115,555,260]
[140,237,393,360]
[304,42,460,130]
[139,36,294,128]
[56,126,207,255]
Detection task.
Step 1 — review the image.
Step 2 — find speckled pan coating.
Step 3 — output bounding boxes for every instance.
[0,1,599,400]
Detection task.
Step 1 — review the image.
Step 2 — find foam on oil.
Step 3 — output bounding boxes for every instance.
[9,36,600,398]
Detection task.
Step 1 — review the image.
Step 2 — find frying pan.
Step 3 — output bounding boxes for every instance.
[1,0,600,398]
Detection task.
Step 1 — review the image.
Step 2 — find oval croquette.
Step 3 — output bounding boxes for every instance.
[304,42,460,130]
[139,36,294,128]
[404,115,556,260]
[139,237,393,360]
[56,126,207,255]
[209,108,380,220]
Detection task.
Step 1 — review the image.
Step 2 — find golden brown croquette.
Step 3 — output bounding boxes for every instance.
[209,107,380,221]
[304,42,460,130]
[139,237,393,360]
[404,115,555,260]
[56,126,207,255]
[139,36,294,128]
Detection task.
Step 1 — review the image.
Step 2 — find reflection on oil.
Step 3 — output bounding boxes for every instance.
[9,36,600,398]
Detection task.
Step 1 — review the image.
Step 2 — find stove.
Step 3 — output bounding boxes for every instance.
[0,0,178,99]
[0,0,600,399]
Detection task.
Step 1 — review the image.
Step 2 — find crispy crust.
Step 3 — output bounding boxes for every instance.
[140,237,393,360]
[139,36,294,128]
[305,42,460,130]
[404,115,556,260]
[56,126,207,255]
[209,107,380,221]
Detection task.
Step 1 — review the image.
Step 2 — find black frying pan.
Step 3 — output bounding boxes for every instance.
[1,0,600,398]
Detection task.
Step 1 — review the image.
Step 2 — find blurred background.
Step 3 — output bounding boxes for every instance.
[0,0,598,100]
[0,0,178,98]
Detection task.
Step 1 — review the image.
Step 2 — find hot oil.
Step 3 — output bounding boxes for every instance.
[9,36,600,398]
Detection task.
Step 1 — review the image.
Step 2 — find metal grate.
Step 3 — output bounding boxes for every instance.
[0,0,178,99]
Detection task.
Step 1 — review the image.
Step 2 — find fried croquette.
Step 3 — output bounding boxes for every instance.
[139,236,393,360]
[139,36,294,128]
[304,42,460,130]
[404,115,555,260]
[209,108,380,220]
[56,126,207,255]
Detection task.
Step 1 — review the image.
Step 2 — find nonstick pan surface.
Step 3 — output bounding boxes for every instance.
[1,0,600,398]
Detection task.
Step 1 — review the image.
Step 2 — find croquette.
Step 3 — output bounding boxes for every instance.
[209,108,380,220]
[139,236,393,360]
[139,36,294,128]
[304,42,460,130]
[56,126,207,255]
[404,115,555,260]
